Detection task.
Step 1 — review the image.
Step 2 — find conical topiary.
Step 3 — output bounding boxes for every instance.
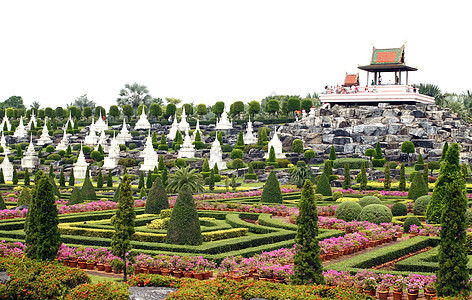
[17,187,32,206]
[315,173,332,196]
[12,168,18,185]
[0,194,6,210]
[97,170,103,188]
[166,184,202,245]
[59,167,66,187]
[0,169,5,184]
[261,171,282,203]
[107,169,113,187]
[145,177,169,214]
[139,187,147,199]
[408,172,428,200]
[49,176,61,198]
[68,169,75,187]
[113,183,121,202]
[342,162,351,189]
[81,176,97,201]
[138,171,145,189]
[399,163,406,191]
[67,187,83,205]
[146,170,153,189]
[329,145,336,161]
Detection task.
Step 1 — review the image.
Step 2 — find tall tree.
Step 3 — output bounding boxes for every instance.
[145,177,169,214]
[73,94,95,110]
[111,175,135,282]
[166,166,204,194]
[117,83,152,109]
[107,169,113,187]
[291,179,324,285]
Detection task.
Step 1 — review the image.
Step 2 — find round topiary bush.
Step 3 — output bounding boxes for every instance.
[403,216,422,232]
[391,203,408,216]
[332,191,343,201]
[358,204,393,224]
[358,196,382,207]
[413,195,431,215]
[334,201,362,222]
[46,154,61,161]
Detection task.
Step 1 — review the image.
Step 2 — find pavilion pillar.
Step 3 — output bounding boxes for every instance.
[406,71,409,85]
[367,72,369,86]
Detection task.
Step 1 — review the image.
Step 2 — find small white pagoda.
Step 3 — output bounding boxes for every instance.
[84,126,99,145]
[97,130,109,153]
[36,121,53,146]
[73,145,89,179]
[13,116,27,138]
[243,116,257,144]
[208,138,226,170]
[103,133,120,169]
[27,110,37,129]
[215,107,232,130]
[0,153,13,181]
[64,110,74,129]
[21,136,40,170]
[264,127,285,159]
[94,112,108,132]
[139,133,159,171]
[168,114,179,140]
[0,132,10,155]
[56,130,69,151]
[89,117,96,133]
[192,119,203,142]
[139,131,155,158]
[135,109,151,130]
[178,130,195,158]
[116,119,132,144]
[178,108,190,132]
[0,116,11,132]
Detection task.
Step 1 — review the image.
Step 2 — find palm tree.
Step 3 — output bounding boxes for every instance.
[30,101,41,110]
[290,165,316,188]
[166,166,204,194]
[117,83,153,109]
[73,94,96,110]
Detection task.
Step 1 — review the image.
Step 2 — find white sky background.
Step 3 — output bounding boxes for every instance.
[0,1,470,109]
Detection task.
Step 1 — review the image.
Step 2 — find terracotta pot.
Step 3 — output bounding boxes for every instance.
[363,289,376,296]
[343,248,349,255]
[97,264,105,271]
[63,259,70,266]
[424,292,436,300]
[274,279,285,284]
[232,275,242,282]
[161,268,171,276]
[193,272,204,280]
[325,253,332,260]
[105,264,112,273]
[135,267,141,274]
[69,260,78,268]
[259,277,268,281]
[378,290,389,300]
[392,290,403,300]
[141,268,149,274]
[268,278,275,283]
[396,232,403,238]
[183,271,193,278]
[173,270,183,278]
[407,292,419,300]
[409,234,417,239]
[151,267,159,274]
[252,273,259,280]
[331,252,339,259]
[86,262,95,270]
[204,270,213,280]
[78,261,87,269]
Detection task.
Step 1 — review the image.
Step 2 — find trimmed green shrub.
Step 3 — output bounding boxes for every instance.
[276,159,291,168]
[408,172,428,200]
[408,171,418,182]
[358,204,393,224]
[342,162,351,189]
[67,187,83,205]
[388,161,398,169]
[175,158,186,168]
[261,171,282,203]
[399,163,406,191]
[166,184,202,245]
[17,187,32,206]
[359,162,367,191]
[118,158,136,167]
[332,191,342,201]
[244,164,257,180]
[0,194,5,210]
[414,153,425,171]
[81,177,97,201]
[413,195,431,215]
[391,203,408,216]
[358,195,381,207]
[335,201,362,222]
[403,216,421,232]
[47,153,61,161]
[372,158,386,168]
[315,173,332,197]
[145,177,169,214]
[251,161,266,169]
[230,149,243,160]
[329,145,336,161]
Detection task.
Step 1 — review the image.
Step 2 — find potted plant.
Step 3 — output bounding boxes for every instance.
[362,276,377,296]
[405,274,424,300]
[110,258,124,274]
[424,275,437,300]
[377,274,395,300]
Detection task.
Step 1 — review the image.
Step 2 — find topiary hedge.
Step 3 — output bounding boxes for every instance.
[391,202,408,216]
[315,173,332,197]
[357,195,382,207]
[261,171,282,203]
[403,216,422,232]
[413,195,431,215]
[332,158,369,169]
[358,204,393,224]
[334,201,362,222]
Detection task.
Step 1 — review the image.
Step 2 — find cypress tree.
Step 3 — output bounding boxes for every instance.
[267,146,276,163]
[152,132,158,144]
[323,160,333,177]
[67,187,83,205]
[399,163,406,191]
[423,164,429,184]
[25,173,61,261]
[146,170,153,189]
[16,145,23,158]
[59,167,66,187]
[0,169,5,184]
[12,167,18,185]
[231,173,237,191]
[329,145,336,161]
[66,145,72,156]
[202,158,211,178]
[291,179,324,285]
[81,176,97,200]
[138,171,145,189]
[111,175,136,282]
[159,133,168,150]
[315,173,332,196]
[427,143,462,224]
[194,130,202,142]
[436,158,470,297]
[374,142,383,159]
[0,194,6,210]
[107,169,113,187]
[139,187,147,198]
[153,166,159,174]
[49,164,54,179]
[24,168,30,186]
[359,162,367,191]
[440,141,449,161]
[113,183,121,202]
[98,144,104,155]
[161,166,168,187]
[261,171,283,203]
[158,155,165,172]
[209,169,215,191]
[17,187,32,206]
[213,163,219,176]
[461,163,470,179]
[38,149,42,159]
[342,162,351,189]
[166,183,202,245]
[257,128,267,146]
[384,162,391,191]
[145,177,169,214]
[235,131,245,150]
[408,172,428,200]
[49,175,60,198]
[97,170,103,188]
[68,169,75,187]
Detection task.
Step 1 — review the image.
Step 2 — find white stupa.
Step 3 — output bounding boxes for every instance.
[73,144,89,179]
[94,112,108,132]
[84,126,99,145]
[36,120,53,146]
[27,110,37,129]
[13,116,27,138]
[178,108,190,132]
[21,136,40,170]
[243,116,257,144]
[103,133,120,169]
[215,107,232,130]
[168,113,179,140]
[89,117,96,133]
[139,132,158,171]
[116,119,132,144]
[0,132,10,155]
[178,130,195,158]
[139,131,155,158]
[0,153,13,181]
[97,130,109,153]
[64,110,74,129]
[264,127,285,159]
[208,138,226,170]
[135,109,151,130]
[56,130,69,151]
[0,116,11,132]
[192,119,203,142]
